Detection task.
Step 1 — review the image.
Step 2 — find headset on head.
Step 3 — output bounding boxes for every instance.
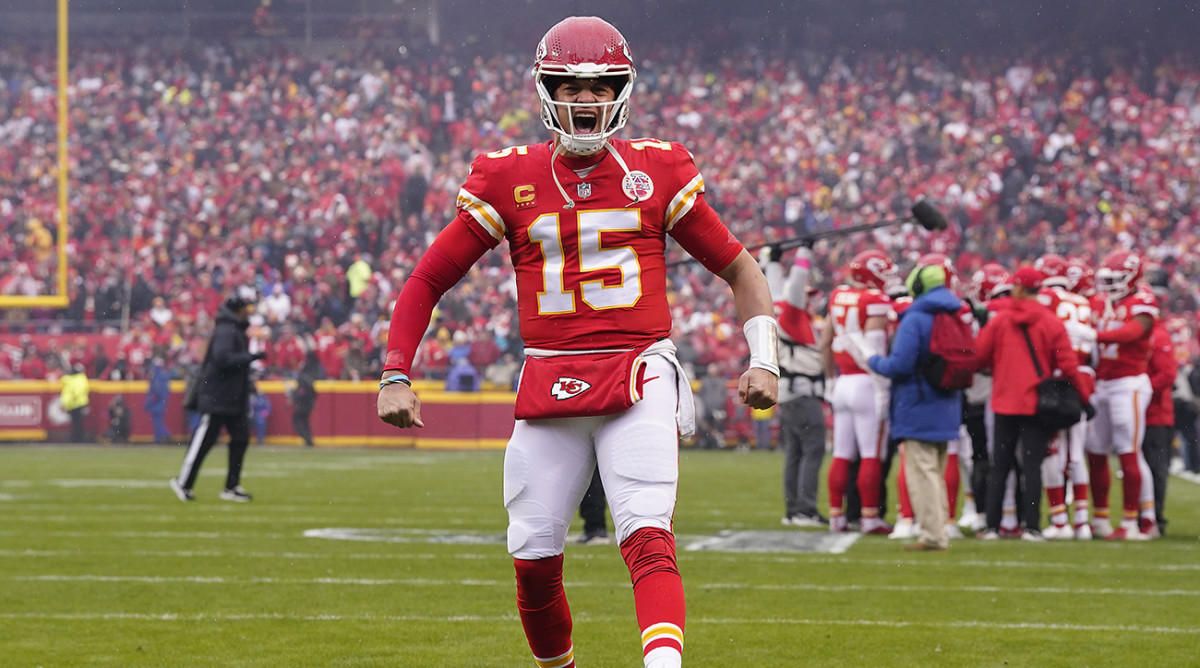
[906,264,945,297]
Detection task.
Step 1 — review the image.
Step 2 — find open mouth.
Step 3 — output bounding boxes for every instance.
[572,111,599,134]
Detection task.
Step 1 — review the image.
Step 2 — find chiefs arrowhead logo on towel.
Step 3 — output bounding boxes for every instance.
[551,377,592,401]
[514,349,648,420]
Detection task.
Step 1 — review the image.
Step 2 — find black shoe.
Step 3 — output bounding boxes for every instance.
[578,530,613,545]
[784,512,829,528]
[219,486,253,502]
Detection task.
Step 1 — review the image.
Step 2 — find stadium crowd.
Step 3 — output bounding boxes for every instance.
[1,40,1199,390]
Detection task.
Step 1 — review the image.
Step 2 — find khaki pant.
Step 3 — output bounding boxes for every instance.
[904,439,949,548]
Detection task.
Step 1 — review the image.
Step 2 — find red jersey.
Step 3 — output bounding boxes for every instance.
[1095,289,1159,380]
[1038,286,1095,369]
[827,285,893,375]
[455,138,741,351]
[1145,322,1176,427]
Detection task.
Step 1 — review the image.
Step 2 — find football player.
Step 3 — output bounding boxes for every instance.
[376,17,778,668]
[1087,250,1158,540]
[820,249,895,534]
[1034,254,1097,540]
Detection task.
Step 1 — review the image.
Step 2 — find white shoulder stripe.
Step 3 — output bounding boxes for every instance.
[456,188,506,241]
[665,173,705,231]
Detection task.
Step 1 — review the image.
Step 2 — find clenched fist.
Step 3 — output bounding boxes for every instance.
[738,367,778,410]
[378,383,424,429]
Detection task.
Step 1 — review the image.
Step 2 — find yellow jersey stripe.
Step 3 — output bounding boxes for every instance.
[628,357,646,404]
[665,174,705,231]
[456,188,506,240]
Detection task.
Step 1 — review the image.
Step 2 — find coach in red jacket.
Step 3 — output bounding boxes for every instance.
[974,266,1092,541]
[1143,321,1177,534]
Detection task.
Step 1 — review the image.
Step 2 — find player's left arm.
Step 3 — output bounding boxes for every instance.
[664,153,777,408]
[1095,313,1154,343]
[716,249,779,410]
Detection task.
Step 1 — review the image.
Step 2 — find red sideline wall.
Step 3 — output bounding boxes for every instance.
[0,380,515,449]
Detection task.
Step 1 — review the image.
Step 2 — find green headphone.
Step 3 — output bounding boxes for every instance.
[905,264,947,297]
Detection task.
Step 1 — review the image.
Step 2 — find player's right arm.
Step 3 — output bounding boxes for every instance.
[378,213,493,429]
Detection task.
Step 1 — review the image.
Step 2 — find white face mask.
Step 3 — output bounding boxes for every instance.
[536,75,634,157]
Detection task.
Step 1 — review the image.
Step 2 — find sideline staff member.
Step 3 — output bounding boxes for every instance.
[170,287,265,502]
[974,267,1091,540]
[855,260,965,551]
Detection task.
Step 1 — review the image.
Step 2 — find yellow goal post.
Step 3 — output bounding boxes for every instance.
[0,0,70,309]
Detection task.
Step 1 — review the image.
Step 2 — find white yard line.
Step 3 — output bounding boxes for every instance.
[0,611,1195,635]
[14,574,1200,599]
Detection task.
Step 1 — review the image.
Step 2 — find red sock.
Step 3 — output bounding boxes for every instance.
[621,527,685,663]
[1045,485,1067,524]
[1087,453,1110,512]
[944,453,960,518]
[895,447,913,520]
[828,457,850,516]
[1118,452,1142,521]
[858,457,881,515]
[514,555,574,668]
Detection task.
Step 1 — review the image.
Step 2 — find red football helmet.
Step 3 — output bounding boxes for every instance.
[1034,253,1070,288]
[917,252,956,285]
[1064,257,1095,296]
[1097,249,1142,299]
[533,16,636,156]
[847,249,897,290]
[970,262,1012,302]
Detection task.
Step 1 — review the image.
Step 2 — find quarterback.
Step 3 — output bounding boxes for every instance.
[377,16,778,668]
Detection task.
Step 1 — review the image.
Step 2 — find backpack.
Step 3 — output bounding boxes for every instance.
[921,311,978,391]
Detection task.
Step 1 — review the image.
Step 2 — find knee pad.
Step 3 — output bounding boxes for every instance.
[506,499,562,558]
[504,450,554,557]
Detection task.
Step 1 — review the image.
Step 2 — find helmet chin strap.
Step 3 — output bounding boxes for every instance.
[549,142,578,210]
[549,138,642,210]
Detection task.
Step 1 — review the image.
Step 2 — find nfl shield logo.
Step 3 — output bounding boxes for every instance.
[576,182,592,199]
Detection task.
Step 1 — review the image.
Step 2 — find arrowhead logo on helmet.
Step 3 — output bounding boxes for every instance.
[551,377,592,401]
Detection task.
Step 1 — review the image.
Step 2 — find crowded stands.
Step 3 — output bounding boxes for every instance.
[1,39,1199,384]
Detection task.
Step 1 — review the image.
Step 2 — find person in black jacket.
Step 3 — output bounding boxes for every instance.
[170,287,266,502]
[289,352,319,447]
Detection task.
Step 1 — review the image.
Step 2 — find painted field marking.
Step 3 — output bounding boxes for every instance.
[14,574,1200,599]
[0,611,1196,635]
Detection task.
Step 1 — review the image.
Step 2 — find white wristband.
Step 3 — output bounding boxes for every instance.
[743,314,780,377]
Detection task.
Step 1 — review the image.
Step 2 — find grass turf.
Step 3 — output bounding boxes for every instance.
[1,444,1197,667]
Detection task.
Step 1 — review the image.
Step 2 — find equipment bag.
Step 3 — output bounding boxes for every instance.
[1020,325,1083,431]
[921,311,978,391]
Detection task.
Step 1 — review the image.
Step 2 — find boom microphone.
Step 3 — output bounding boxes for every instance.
[910,200,948,232]
[766,200,948,253]
[666,200,950,268]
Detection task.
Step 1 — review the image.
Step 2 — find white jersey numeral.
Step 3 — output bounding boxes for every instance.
[829,304,860,353]
[529,209,643,315]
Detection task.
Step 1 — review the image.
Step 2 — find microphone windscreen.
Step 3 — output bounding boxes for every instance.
[911,200,948,231]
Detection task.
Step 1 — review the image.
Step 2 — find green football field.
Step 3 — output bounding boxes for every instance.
[2,444,1198,667]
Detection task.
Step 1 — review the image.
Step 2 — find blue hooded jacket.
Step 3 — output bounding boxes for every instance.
[867,285,963,442]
